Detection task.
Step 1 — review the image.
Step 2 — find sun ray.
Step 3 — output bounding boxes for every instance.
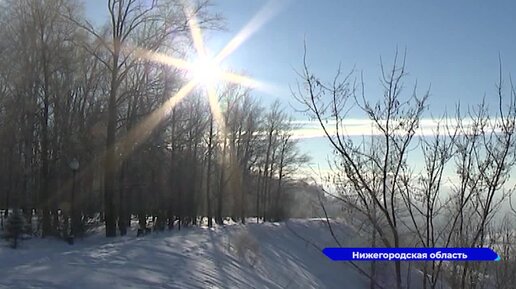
[219,71,263,89]
[213,0,284,64]
[118,0,278,159]
[183,4,206,57]
[45,80,197,207]
[135,47,267,92]
[135,49,193,71]
[207,85,226,135]
[120,80,197,151]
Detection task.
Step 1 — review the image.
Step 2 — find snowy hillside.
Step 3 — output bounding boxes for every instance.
[0,219,371,289]
[0,219,451,289]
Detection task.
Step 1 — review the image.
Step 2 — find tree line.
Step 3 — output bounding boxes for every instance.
[0,0,308,240]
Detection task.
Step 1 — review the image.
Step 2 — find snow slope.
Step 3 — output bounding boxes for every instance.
[0,219,371,289]
[0,219,446,289]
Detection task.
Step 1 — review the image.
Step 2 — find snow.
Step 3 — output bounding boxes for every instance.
[0,219,447,289]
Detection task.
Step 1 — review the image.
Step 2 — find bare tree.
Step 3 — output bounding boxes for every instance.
[294,42,516,289]
[70,0,220,236]
[294,47,428,289]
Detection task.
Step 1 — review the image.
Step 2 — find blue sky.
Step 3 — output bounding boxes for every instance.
[84,0,516,173]
[205,0,516,171]
[206,0,516,112]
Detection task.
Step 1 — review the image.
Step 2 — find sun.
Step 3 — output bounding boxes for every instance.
[118,1,279,158]
[191,55,222,88]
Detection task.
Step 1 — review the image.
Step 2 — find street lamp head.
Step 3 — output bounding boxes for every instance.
[69,158,80,171]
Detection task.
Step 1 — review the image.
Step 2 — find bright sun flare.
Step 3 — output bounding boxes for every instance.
[191,56,221,87]
[118,1,279,158]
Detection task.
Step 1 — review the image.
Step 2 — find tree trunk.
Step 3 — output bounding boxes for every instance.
[40,57,51,238]
[104,59,119,237]
[216,135,227,225]
[118,163,127,236]
[206,116,214,227]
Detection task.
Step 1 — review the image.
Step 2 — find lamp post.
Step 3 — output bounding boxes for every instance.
[69,158,79,239]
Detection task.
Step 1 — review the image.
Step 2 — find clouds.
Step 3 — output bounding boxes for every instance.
[290,118,503,139]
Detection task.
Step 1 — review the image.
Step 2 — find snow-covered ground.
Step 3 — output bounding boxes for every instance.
[0,219,446,289]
